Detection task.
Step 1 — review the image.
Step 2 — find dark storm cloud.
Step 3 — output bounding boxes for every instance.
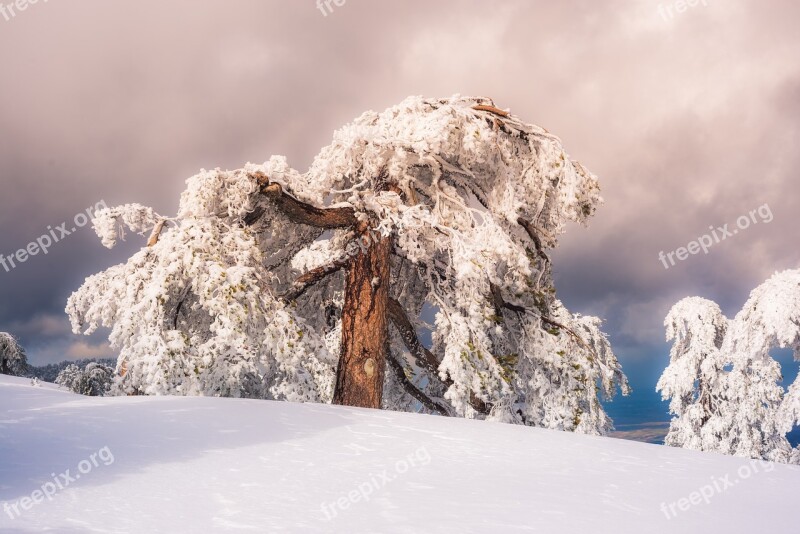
[0,0,798,380]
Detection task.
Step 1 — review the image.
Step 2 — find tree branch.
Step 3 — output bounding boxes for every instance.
[386,349,452,416]
[517,218,546,253]
[387,297,490,415]
[388,298,443,377]
[280,258,349,302]
[472,104,510,118]
[517,217,552,289]
[172,284,192,329]
[489,282,596,358]
[147,220,166,247]
[251,171,357,228]
[243,206,266,226]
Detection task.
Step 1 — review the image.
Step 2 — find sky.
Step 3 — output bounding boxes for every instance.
[1,0,798,434]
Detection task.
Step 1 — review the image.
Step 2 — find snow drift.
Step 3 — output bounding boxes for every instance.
[1,375,797,533]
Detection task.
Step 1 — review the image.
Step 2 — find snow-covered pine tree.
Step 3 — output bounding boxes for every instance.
[56,362,114,396]
[658,298,728,451]
[719,270,800,463]
[0,332,28,376]
[55,364,83,391]
[67,96,629,434]
[659,269,800,462]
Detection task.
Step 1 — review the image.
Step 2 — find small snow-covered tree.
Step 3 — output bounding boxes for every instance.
[55,364,82,390]
[719,270,800,463]
[657,298,728,451]
[56,362,114,396]
[0,332,28,376]
[68,96,629,434]
[659,270,800,462]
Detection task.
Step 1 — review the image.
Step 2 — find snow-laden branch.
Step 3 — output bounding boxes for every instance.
[92,204,163,249]
[258,181,357,229]
[281,257,350,302]
[386,351,452,417]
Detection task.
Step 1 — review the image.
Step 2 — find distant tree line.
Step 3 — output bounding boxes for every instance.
[1,334,114,396]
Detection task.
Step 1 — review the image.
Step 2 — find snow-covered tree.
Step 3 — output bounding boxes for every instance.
[0,332,28,376]
[67,96,629,434]
[56,362,114,396]
[657,298,728,451]
[659,269,800,462]
[719,270,800,463]
[26,357,117,384]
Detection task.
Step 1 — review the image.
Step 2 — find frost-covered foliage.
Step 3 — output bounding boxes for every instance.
[68,96,628,433]
[56,362,114,396]
[92,204,161,249]
[658,298,728,451]
[0,333,28,376]
[68,165,334,401]
[659,270,800,463]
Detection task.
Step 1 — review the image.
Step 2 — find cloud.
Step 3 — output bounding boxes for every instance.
[65,341,114,360]
[0,0,798,380]
[5,314,72,339]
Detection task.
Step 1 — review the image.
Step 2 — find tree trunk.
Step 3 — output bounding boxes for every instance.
[333,222,391,409]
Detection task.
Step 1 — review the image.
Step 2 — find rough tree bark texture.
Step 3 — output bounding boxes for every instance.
[254,171,395,409]
[332,222,392,409]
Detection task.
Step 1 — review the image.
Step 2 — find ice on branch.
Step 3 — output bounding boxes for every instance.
[92,203,163,249]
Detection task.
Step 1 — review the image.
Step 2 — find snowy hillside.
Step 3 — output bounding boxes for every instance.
[1,375,797,533]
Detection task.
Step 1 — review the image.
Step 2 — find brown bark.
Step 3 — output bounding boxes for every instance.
[147,220,166,247]
[260,182,356,229]
[281,258,349,302]
[472,104,510,117]
[332,223,392,408]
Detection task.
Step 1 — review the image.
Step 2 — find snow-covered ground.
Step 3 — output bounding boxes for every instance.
[1,375,797,533]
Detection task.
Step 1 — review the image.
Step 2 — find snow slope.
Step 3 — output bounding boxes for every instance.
[0,375,797,533]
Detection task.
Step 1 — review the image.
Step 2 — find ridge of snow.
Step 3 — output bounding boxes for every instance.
[1,375,797,533]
